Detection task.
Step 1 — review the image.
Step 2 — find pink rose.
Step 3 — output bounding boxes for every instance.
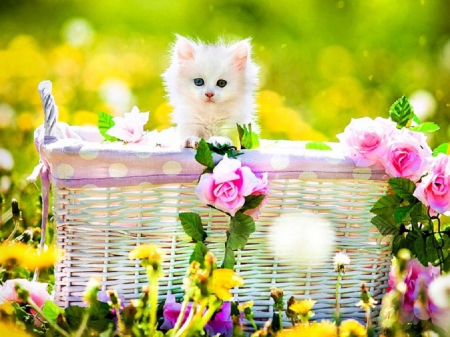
[414,154,450,214]
[0,279,50,308]
[195,155,261,216]
[337,117,397,167]
[106,106,149,143]
[382,128,432,181]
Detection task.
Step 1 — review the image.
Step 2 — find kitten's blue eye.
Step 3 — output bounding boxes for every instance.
[216,79,227,88]
[194,78,204,86]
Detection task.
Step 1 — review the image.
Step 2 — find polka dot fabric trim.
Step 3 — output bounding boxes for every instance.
[36,127,388,188]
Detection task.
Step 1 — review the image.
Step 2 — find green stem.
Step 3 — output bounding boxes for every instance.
[74,310,90,337]
[27,297,71,337]
[175,300,198,337]
[147,267,159,335]
[6,218,20,241]
[278,310,283,331]
[172,294,190,334]
[365,307,371,331]
[335,271,342,323]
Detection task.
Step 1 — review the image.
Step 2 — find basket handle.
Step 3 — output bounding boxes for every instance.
[38,80,59,137]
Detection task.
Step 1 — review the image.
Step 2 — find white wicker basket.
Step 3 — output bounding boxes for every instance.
[33,81,391,326]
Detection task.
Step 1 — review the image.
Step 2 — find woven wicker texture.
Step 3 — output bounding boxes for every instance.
[52,178,389,326]
[34,80,392,328]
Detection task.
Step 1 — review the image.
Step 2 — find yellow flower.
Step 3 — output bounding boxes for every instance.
[238,300,254,312]
[339,319,367,337]
[0,321,32,337]
[0,242,61,270]
[211,268,243,301]
[0,301,14,316]
[276,321,337,337]
[23,246,63,270]
[129,244,165,264]
[289,299,317,316]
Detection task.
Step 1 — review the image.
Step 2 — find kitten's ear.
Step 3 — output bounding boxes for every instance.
[175,35,195,60]
[232,40,250,71]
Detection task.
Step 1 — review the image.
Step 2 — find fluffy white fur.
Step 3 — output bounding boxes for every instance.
[162,35,259,147]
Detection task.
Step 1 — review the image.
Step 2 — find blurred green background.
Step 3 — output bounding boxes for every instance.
[1,0,450,228]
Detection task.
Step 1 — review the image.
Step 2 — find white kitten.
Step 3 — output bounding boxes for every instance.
[162,35,259,148]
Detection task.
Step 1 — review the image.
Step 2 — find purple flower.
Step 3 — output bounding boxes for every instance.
[160,295,234,336]
[388,258,449,327]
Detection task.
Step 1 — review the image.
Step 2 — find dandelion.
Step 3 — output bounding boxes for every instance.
[333,251,350,324]
[238,300,257,330]
[129,243,165,274]
[288,298,317,323]
[339,319,367,337]
[129,244,165,335]
[333,252,350,273]
[356,283,377,331]
[211,268,243,301]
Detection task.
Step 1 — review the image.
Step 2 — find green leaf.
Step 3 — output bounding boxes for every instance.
[412,113,421,125]
[392,234,408,258]
[227,212,255,250]
[388,177,417,202]
[65,305,85,330]
[221,247,236,269]
[414,236,427,265]
[208,142,243,159]
[405,230,420,243]
[410,203,430,229]
[98,111,119,142]
[195,138,215,169]
[394,205,414,224]
[240,194,265,213]
[370,195,402,215]
[42,300,65,323]
[305,141,332,151]
[179,212,206,242]
[389,96,414,128]
[370,214,399,236]
[189,241,208,268]
[409,122,440,133]
[433,143,449,157]
[237,123,260,149]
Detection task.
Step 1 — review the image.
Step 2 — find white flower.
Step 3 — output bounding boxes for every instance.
[268,213,336,267]
[428,274,450,309]
[106,106,149,143]
[333,252,350,272]
[0,148,14,171]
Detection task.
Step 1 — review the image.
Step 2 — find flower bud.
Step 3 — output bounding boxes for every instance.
[11,199,20,218]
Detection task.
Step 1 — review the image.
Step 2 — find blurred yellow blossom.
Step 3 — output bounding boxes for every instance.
[0,242,61,270]
[211,268,243,301]
[0,321,32,337]
[72,110,98,126]
[276,320,337,337]
[339,319,367,337]
[257,90,327,141]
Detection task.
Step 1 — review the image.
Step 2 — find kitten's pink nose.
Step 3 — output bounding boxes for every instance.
[205,92,214,98]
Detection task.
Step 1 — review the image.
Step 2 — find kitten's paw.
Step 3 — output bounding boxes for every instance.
[183,137,201,148]
[208,136,232,148]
